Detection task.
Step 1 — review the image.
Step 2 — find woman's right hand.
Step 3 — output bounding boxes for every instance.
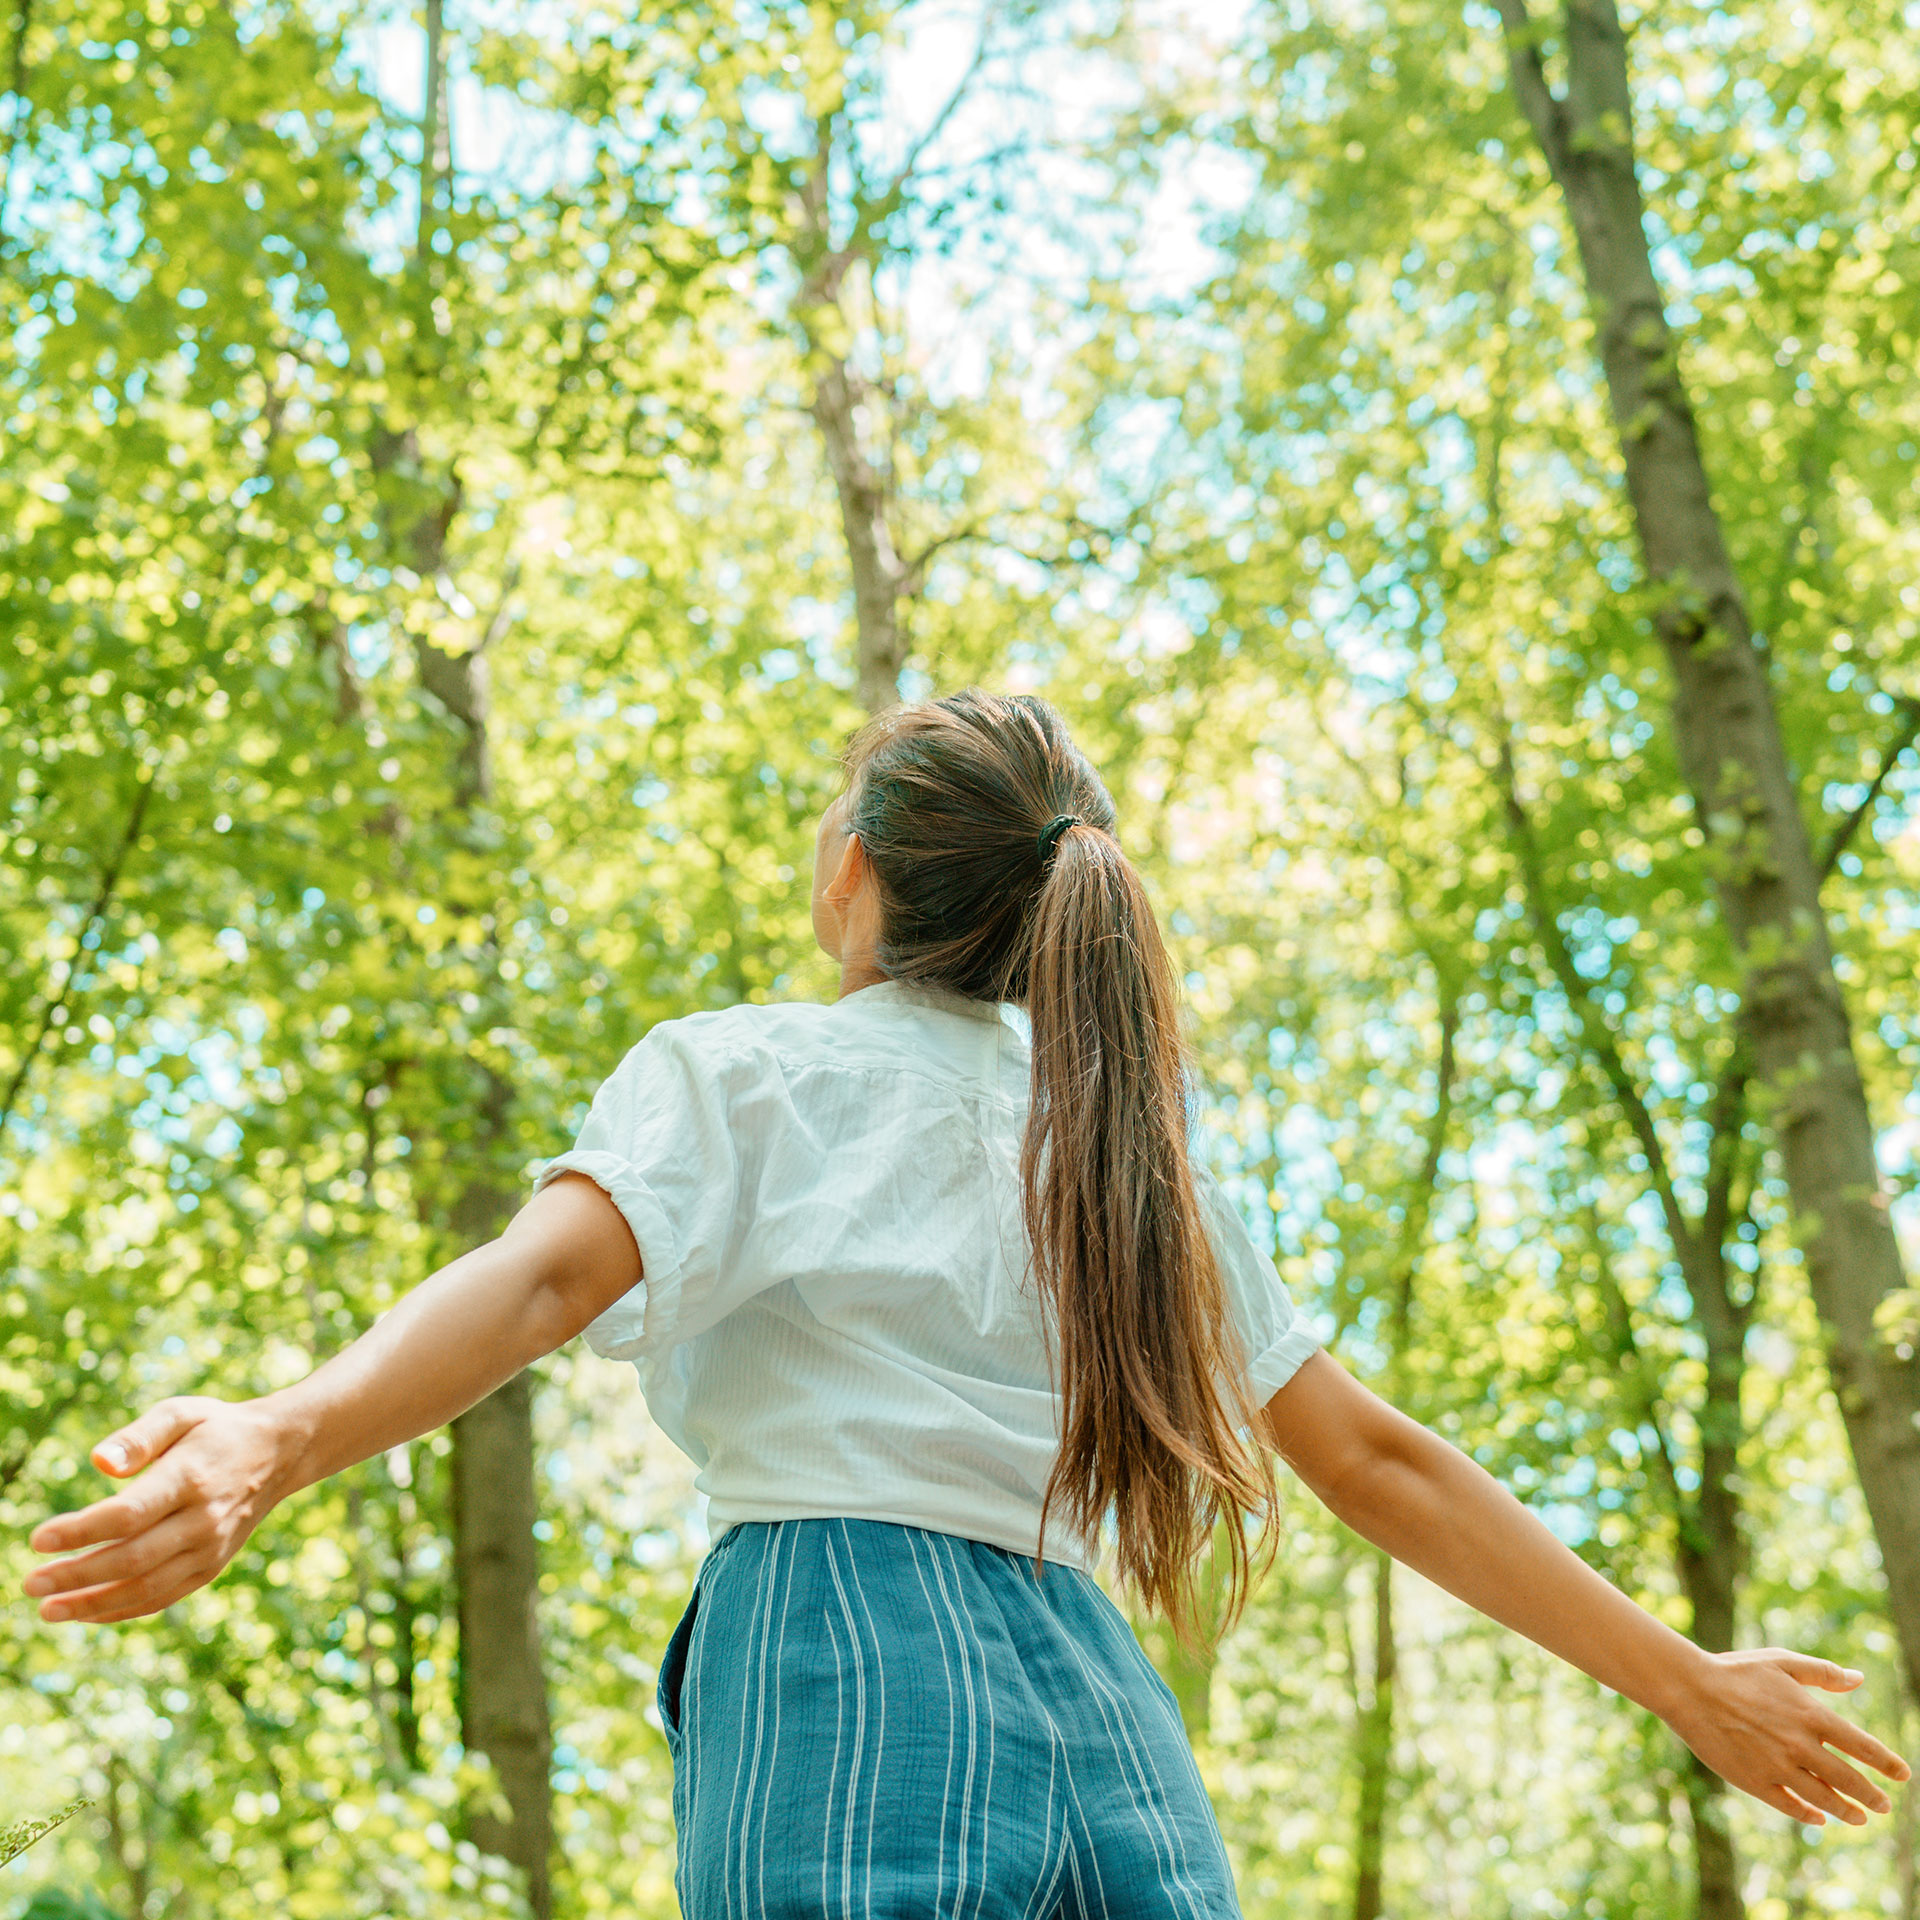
[22,1396,296,1625]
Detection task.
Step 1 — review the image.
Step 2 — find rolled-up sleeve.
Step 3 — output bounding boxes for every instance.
[533,1020,758,1364]
[1195,1167,1321,1405]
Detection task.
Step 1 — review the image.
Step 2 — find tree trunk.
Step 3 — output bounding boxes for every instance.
[453,1367,552,1918]
[373,20,554,1873]
[1676,1245,1749,1920]
[811,352,907,711]
[1348,984,1457,1919]
[411,628,554,1913]
[1351,1547,1395,1920]
[1492,0,1920,1704]
[370,231,555,1905]
[1898,1700,1918,1920]
[1504,734,1757,1916]
[793,113,908,715]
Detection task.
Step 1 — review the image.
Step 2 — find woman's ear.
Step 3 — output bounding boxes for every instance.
[823,826,867,909]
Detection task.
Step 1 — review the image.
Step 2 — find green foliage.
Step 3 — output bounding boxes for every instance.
[4,0,1916,1916]
[0,1805,89,1872]
[20,1891,124,1920]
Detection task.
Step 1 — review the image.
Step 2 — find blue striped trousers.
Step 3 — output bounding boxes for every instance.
[657,1517,1243,1919]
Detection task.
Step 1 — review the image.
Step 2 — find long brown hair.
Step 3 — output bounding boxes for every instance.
[843,690,1278,1640]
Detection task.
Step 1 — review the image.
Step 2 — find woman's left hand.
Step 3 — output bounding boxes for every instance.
[1664,1648,1911,1825]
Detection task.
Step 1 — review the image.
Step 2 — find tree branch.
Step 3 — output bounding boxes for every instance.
[1700,1035,1750,1255]
[0,765,154,1141]
[1496,736,1692,1253]
[899,516,993,592]
[0,0,34,229]
[1385,983,1461,1363]
[851,14,999,255]
[1584,1210,1687,1523]
[1490,0,1570,177]
[1818,693,1920,882]
[476,558,524,655]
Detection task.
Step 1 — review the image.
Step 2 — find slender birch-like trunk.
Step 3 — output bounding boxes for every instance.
[1350,988,1456,1920]
[408,612,555,1918]
[349,9,555,1900]
[1491,0,1920,1705]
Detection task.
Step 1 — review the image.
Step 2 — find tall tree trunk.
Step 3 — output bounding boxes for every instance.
[793,113,908,714]
[811,353,907,712]
[410,621,554,1916]
[1351,1547,1396,1920]
[453,1366,551,1915]
[1349,983,1458,1920]
[366,15,556,1896]
[1507,755,1752,1920]
[1492,0,1920,1707]
[1676,1243,1749,1920]
[1898,1700,1918,1920]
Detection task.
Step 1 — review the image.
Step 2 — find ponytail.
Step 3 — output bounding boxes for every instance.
[845,691,1279,1642]
[1023,825,1277,1642]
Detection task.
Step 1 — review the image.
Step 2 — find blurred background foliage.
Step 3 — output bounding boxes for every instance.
[2,0,1919,1915]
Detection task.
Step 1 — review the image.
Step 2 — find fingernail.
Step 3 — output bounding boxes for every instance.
[99,1442,128,1471]
[1845,1667,1864,1682]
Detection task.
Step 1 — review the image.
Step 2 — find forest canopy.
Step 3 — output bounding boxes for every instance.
[2,0,1918,1917]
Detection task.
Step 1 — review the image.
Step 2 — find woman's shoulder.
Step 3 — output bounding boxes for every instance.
[633,985,1027,1102]
[630,998,840,1069]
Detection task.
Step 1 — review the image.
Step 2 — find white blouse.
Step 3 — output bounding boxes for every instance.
[534,979,1320,1570]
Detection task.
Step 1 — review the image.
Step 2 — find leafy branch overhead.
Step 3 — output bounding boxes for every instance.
[0,1800,92,1869]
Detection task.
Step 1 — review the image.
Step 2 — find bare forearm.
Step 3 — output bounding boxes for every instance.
[262,1238,575,1497]
[1262,1351,1907,1825]
[23,1175,640,1627]
[1325,1423,1714,1724]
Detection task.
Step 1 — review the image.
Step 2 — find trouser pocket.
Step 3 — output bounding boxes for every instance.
[656,1583,701,1753]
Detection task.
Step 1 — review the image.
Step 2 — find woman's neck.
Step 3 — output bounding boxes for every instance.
[836,956,890,999]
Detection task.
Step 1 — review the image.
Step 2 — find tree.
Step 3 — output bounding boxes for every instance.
[1489,0,1920,1708]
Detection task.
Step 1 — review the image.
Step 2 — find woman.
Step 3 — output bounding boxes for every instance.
[26,692,1909,1916]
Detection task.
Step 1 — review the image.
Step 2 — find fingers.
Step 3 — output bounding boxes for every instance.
[25,1509,207,1613]
[27,1469,193,1557]
[41,1546,215,1626]
[1800,1745,1892,1820]
[1813,1708,1913,1784]
[90,1398,203,1479]
[26,1402,207,1556]
[1756,1781,1828,1827]
[1774,1649,1865,1693]
[1790,1765,1870,1827]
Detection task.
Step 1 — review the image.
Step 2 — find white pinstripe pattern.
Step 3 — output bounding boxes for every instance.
[930,1533,999,1919]
[835,1520,889,1920]
[757,1522,801,1916]
[823,1529,872,1919]
[1050,1570,1218,1916]
[1040,1703,1112,1919]
[723,1523,777,1920]
[1011,1725,1068,1920]
[903,1530,965,1917]
[736,1523,774,1911]
[668,1520,1241,1920]
[823,1606,848,1919]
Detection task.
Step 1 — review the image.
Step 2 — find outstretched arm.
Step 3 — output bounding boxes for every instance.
[1262,1349,1910,1827]
[24,1172,639,1626]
